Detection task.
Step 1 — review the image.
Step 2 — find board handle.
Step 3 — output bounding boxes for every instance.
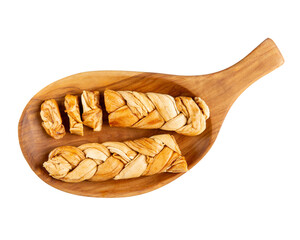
[187,38,284,107]
[217,38,284,102]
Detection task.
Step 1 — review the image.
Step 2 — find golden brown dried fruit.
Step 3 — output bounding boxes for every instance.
[104,89,209,136]
[43,134,187,182]
[81,90,102,131]
[40,99,66,139]
[64,94,83,136]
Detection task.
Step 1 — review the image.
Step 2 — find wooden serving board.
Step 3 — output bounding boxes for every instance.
[18,39,284,197]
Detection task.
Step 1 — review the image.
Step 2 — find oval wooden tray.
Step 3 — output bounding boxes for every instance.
[18,38,284,197]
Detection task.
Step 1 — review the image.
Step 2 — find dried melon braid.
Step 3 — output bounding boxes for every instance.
[43,134,188,182]
[104,89,210,136]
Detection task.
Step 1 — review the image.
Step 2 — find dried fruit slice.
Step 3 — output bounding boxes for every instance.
[104,89,126,113]
[81,90,102,131]
[40,99,66,139]
[133,110,164,129]
[108,105,139,127]
[90,156,124,181]
[114,154,147,180]
[65,94,83,136]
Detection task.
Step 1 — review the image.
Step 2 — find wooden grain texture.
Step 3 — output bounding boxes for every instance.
[18,38,284,197]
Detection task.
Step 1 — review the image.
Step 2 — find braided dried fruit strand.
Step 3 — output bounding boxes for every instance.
[104,89,210,136]
[43,134,188,182]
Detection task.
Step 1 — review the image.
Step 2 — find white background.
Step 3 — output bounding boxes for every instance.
[1,1,299,239]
